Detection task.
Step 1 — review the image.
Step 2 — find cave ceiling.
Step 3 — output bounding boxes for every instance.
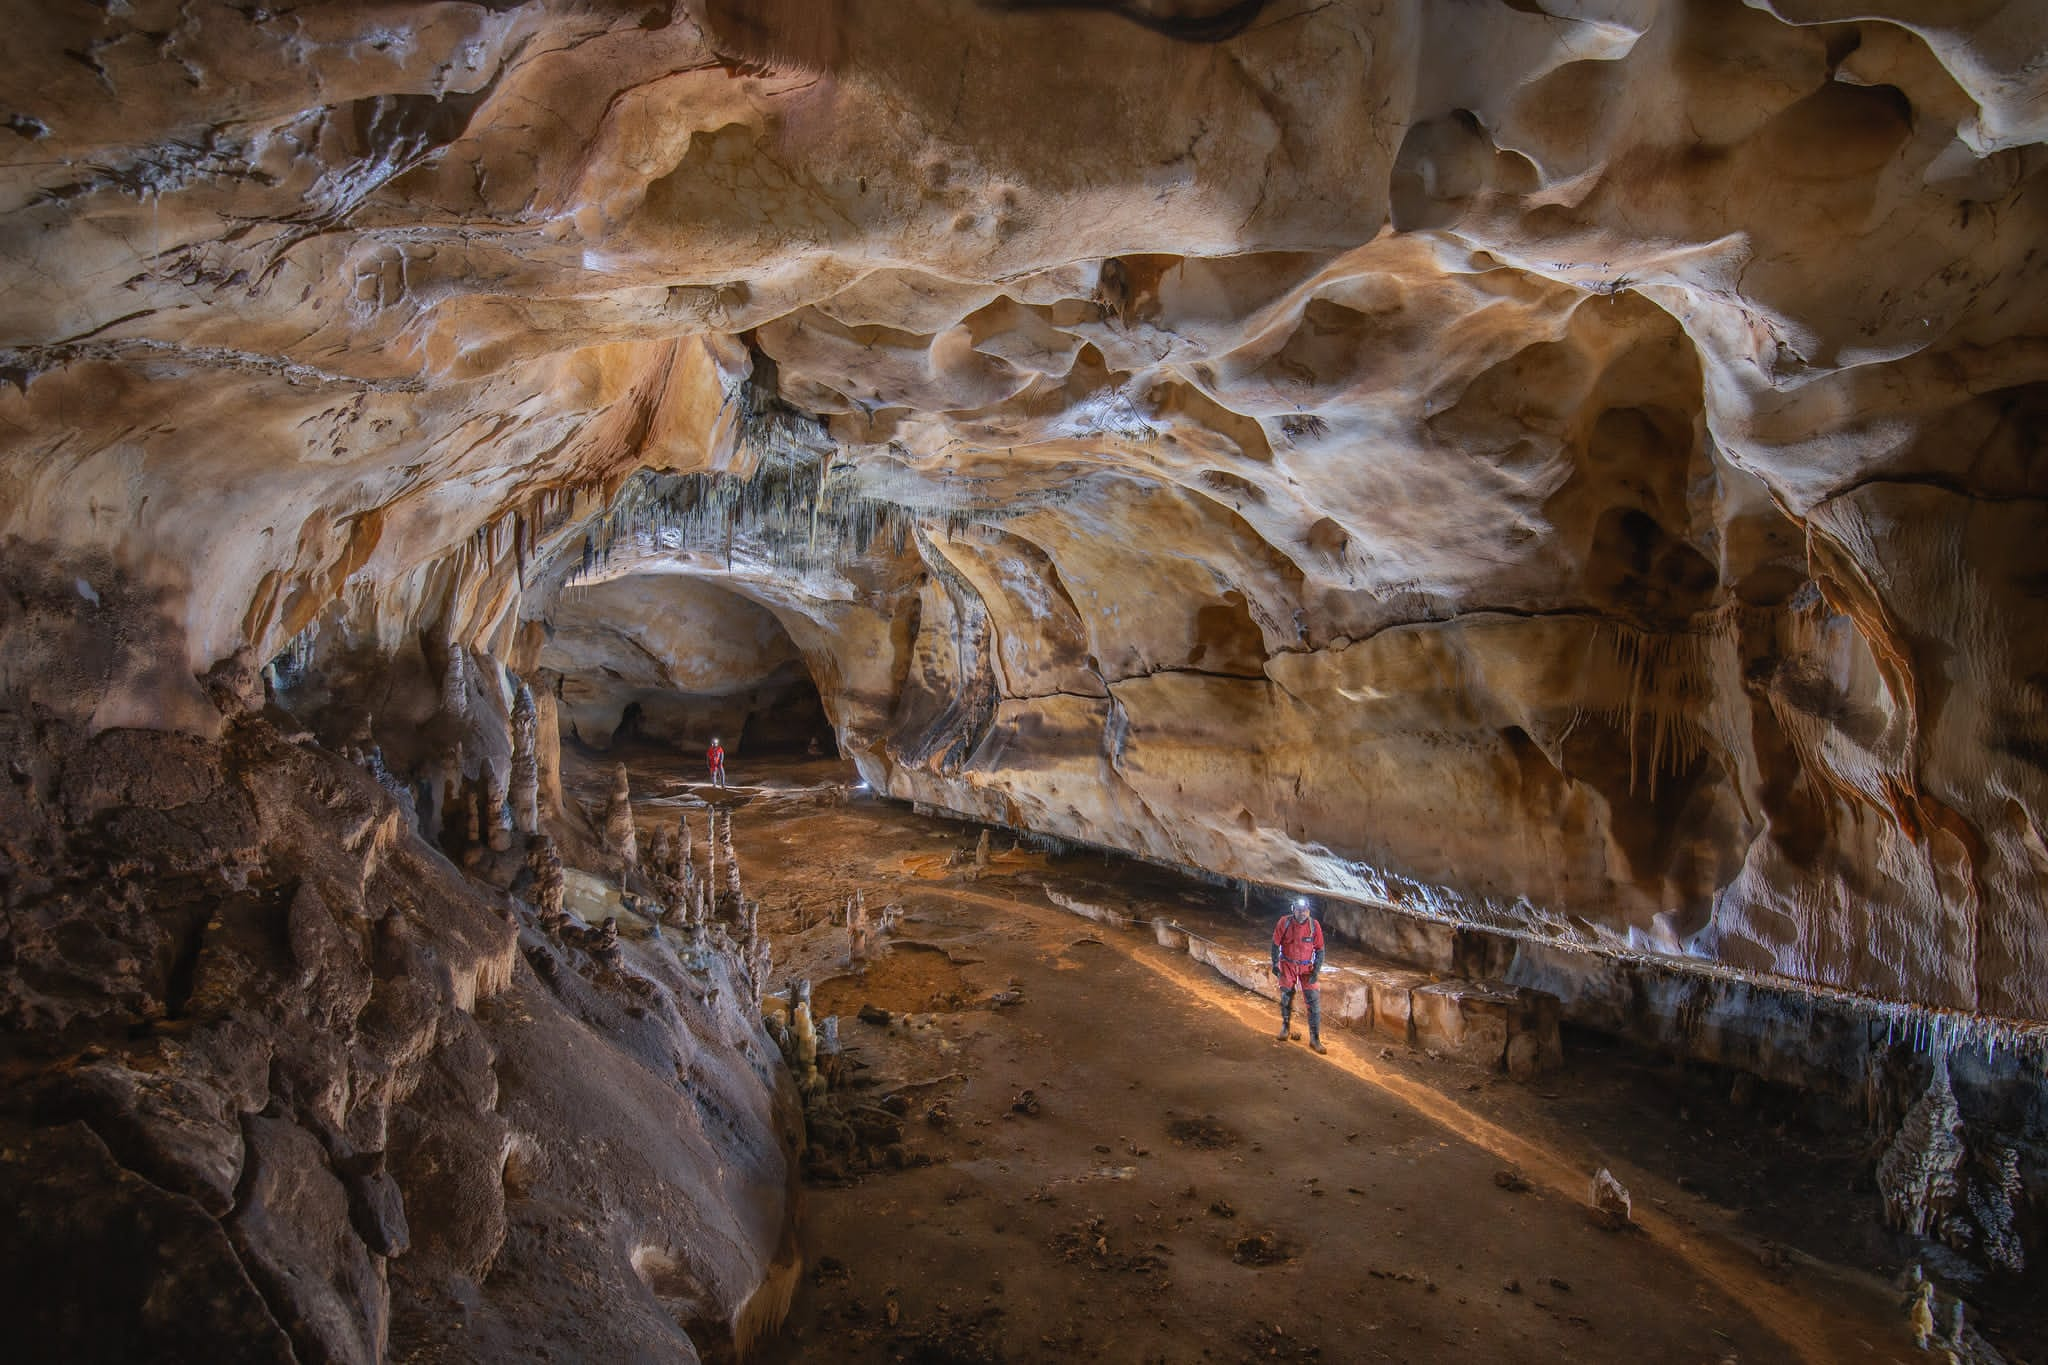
[4,0,2047,1027]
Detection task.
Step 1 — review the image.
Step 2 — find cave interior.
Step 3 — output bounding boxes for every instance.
[2,1,2047,1361]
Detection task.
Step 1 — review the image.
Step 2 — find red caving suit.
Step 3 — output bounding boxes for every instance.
[1272,914,1324,990]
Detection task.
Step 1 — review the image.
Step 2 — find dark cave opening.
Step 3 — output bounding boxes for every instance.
[538,574,839,765]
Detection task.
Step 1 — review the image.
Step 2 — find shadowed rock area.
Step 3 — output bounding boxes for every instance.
[2,0,2046,1360]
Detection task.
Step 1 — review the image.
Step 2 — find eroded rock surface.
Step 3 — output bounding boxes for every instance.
[0,558,798,1362]
[3,6,2046,1043]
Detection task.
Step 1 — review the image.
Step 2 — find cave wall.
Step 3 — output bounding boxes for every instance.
[0,558,799,1362]
[3,0,2047,1029]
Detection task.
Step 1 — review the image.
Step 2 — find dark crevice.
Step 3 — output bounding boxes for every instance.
[1810,469,2048,509]
[980,0,1274,44]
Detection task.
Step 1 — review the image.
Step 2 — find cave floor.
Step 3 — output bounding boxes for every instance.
[568,749,1939,1365]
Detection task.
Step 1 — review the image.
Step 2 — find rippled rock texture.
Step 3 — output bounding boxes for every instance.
[0,560,800,1362]
[4,0,2047,1030]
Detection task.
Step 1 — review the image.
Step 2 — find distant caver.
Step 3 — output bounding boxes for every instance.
[1272,897,1327,1055]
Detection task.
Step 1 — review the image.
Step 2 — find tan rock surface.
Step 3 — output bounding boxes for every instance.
[3,1,2046,1026]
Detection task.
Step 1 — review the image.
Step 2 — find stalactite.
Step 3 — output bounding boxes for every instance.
[544,433,1065,591]
[1588,621,1718,801]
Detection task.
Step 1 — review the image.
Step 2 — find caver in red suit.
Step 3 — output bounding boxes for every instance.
[1271,902,1326,1054]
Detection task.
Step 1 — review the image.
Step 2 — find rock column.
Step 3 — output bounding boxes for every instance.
[603,763,637,868]
[528,835,566,934]
[510,682,540,836]
[720,808,742,913]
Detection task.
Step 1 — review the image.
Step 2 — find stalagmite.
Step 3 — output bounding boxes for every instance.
[510,682,540,835]
[739,895,770,1007]
[719,807,742,914]
[1969,1146,2026,1275]
[1590,1168,1632,1230]
[649,825,674,890]
[484,757,512,852]
[707,812,720,915]
[974,829,990,872]
[788,978,820,1096]
[604,763,638,868]
[528,835,567,935]
[676,812,699,908]
[441,643,469,721]
[437,771,461,846]
[752,932,774,1012]
[847,891,870,964]
[1877,1052,1966,1240]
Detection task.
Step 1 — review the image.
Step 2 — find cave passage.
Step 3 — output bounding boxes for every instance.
[7,1,2048,1360]
[559,744,2038,1363]
[540,573,838,761]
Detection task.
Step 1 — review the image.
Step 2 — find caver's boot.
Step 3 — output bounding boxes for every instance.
[1275,997,1293,1042]
[1310,1036,1328,1055]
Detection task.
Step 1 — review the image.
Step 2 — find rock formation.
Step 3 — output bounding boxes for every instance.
[0,654,795,1361]
[848,891,872,965]
[678,810,699,910]
[739,897,771,1008]
[482,756,512,852]
[603,762,638,869]
[1878,1053,1966,1240]
[5,0,2048,1341]
[510,683,541,837]
[528,834,568,936]
[718,807,743,915]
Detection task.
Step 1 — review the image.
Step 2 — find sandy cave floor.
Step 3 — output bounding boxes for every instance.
[558,747,2026,1365]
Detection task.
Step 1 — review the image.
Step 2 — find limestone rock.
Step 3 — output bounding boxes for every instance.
[603,762,638,868]
[1877,1053,1966,1240]
[228,1114,389,1365]
[0,1123,297,1363]
[0,581,799,1361]
[510,683,540,836]
[1590,1168,1632,1231]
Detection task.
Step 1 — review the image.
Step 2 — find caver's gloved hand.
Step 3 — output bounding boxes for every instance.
[1270,944,1281,975]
